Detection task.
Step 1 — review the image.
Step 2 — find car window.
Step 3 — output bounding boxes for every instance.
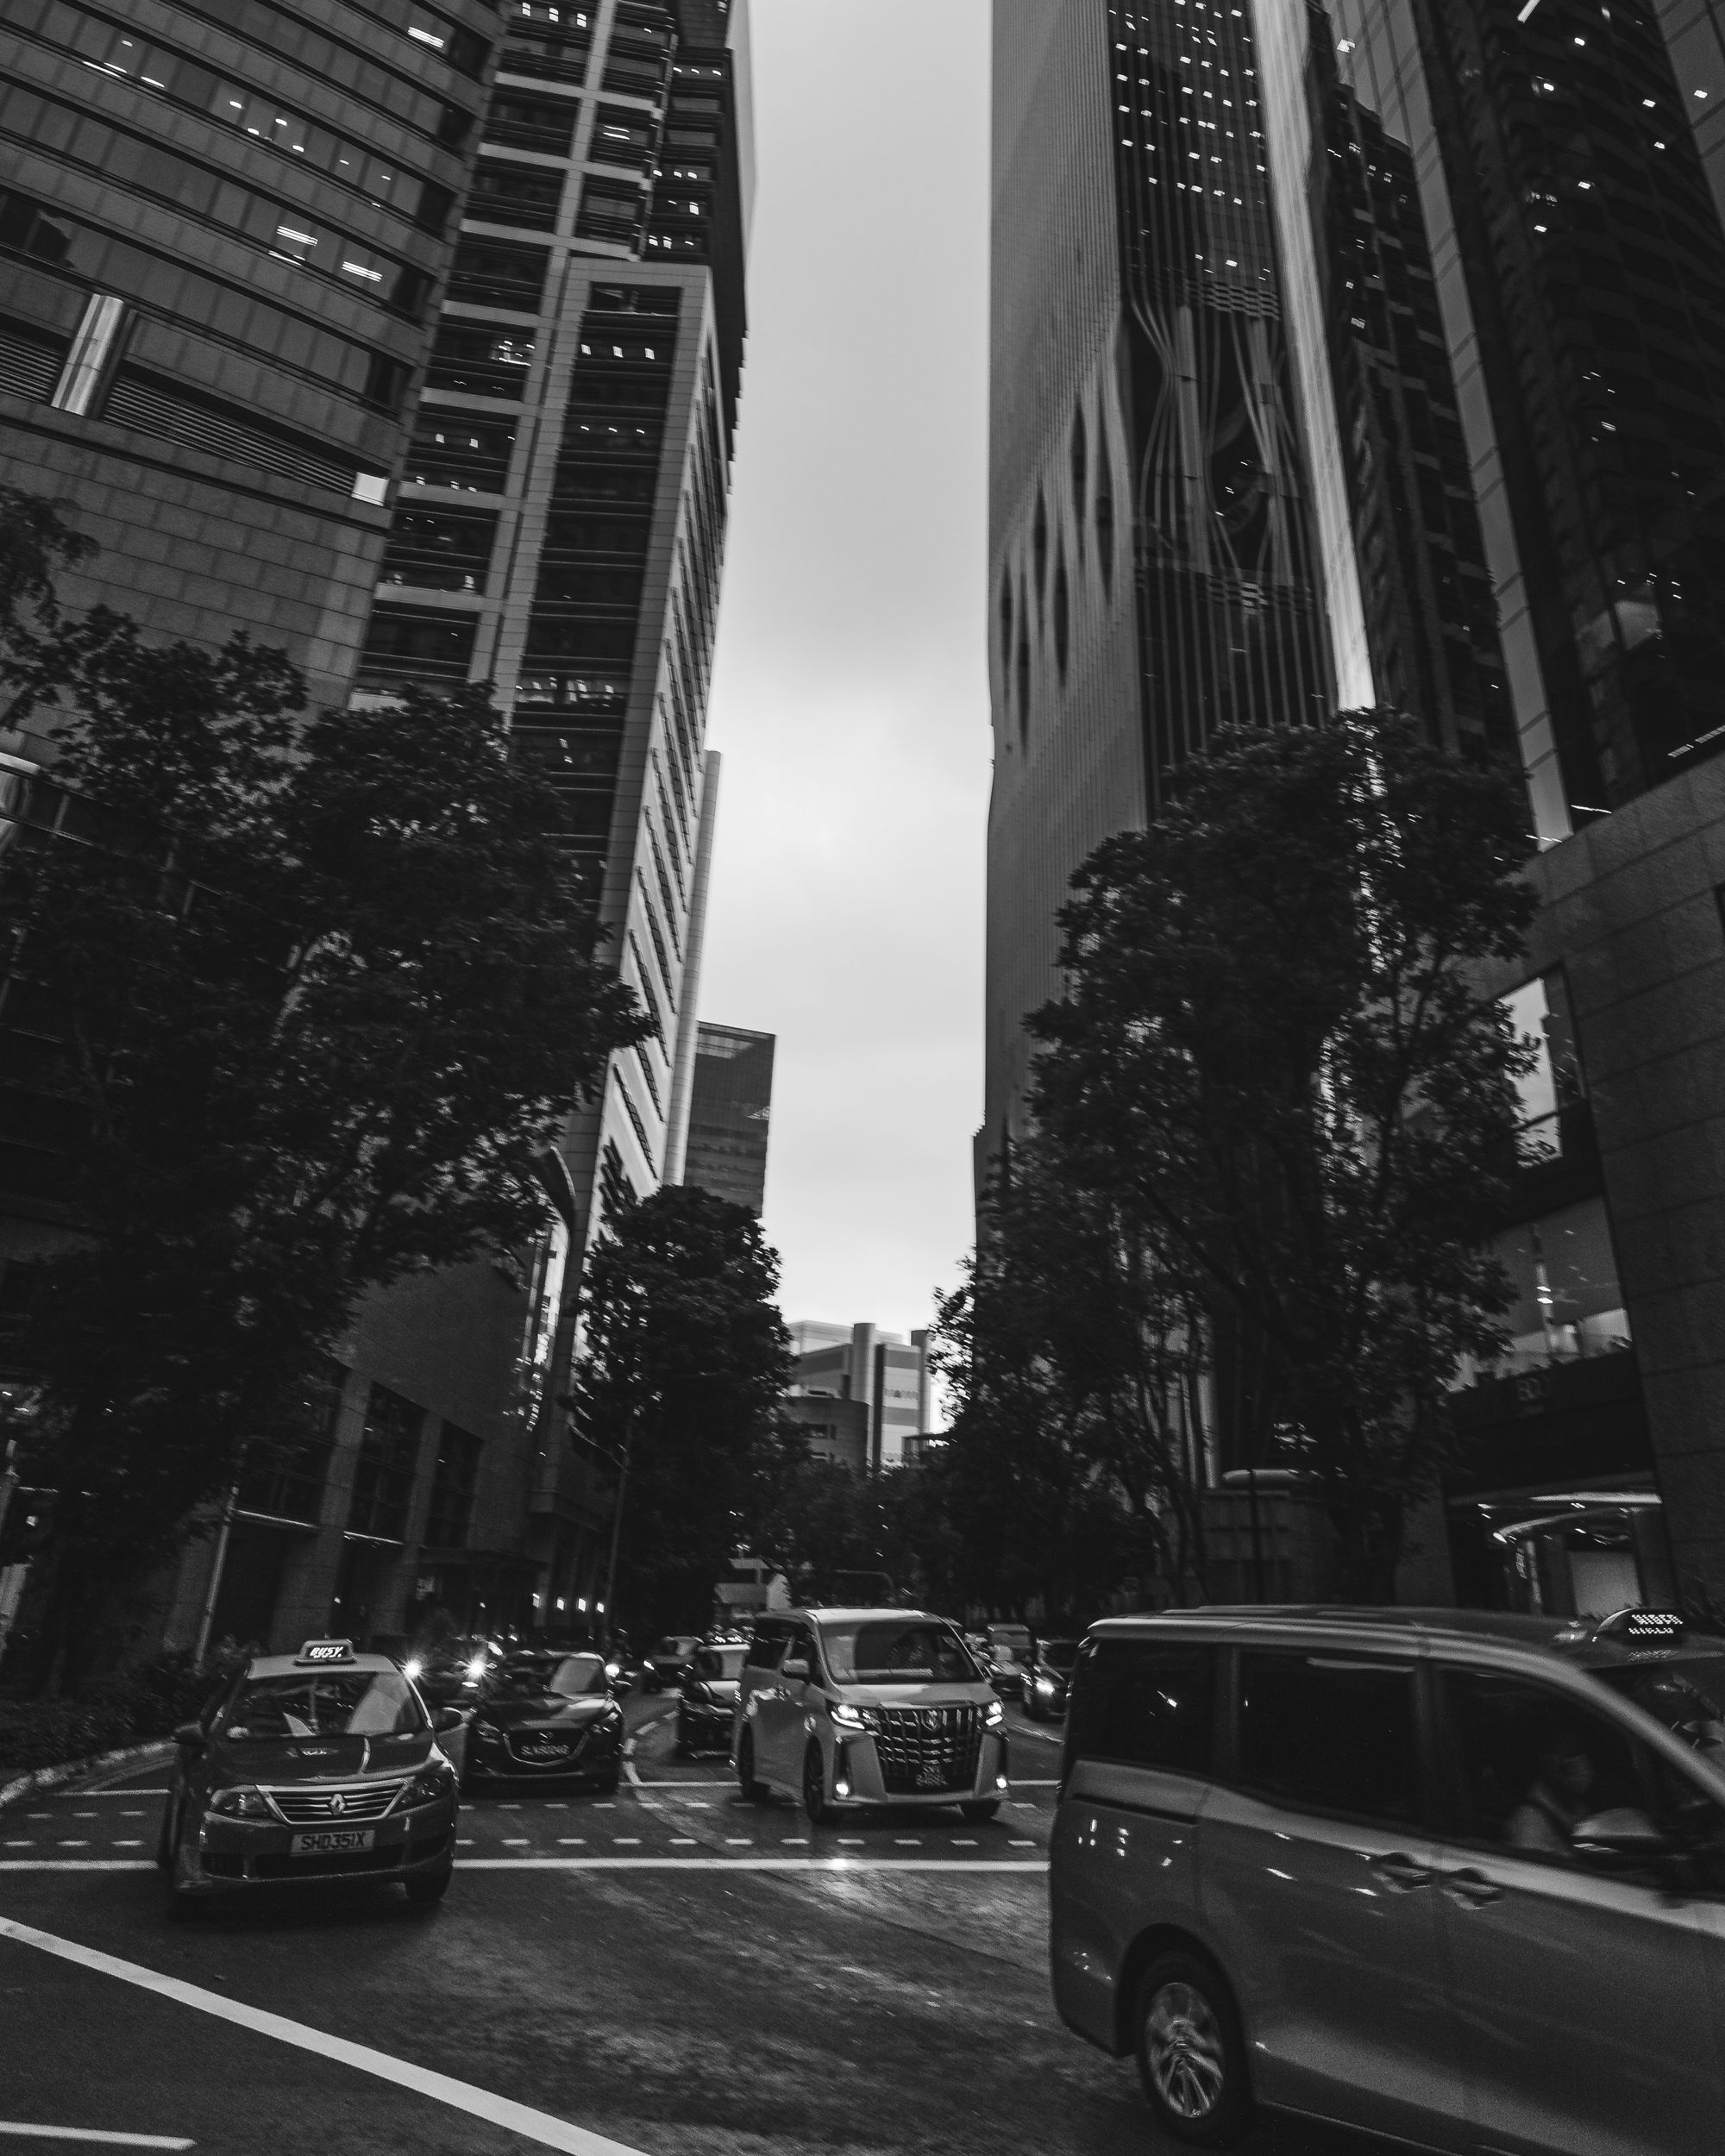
[1236,1651,1421,1827]
[549,1655,608,1696]
[694,1646,746,1679]
[223,1670,428,1739]
[1042,1641,1080,1672]
[821,1621,979,1684]
[1440,1664,1696,1864]
[1065,1640,1215,1776]
[745,1629,787,1671]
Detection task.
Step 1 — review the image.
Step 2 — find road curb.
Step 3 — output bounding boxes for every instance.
[0,1736,175,1814]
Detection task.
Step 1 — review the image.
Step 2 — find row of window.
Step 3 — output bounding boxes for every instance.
[238,1376,481,1549]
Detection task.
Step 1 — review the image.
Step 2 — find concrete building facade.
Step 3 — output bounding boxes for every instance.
[785,1322,934,1474]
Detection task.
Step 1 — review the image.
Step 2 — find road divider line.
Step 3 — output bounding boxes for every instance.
[0,2124,193,2148]
[459,1857,1046,1871]
[0,1916,654,2156]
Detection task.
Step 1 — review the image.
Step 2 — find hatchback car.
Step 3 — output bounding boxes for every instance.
[156,1638,461,1907]
[732,1608,1008,1822]
[676,1641,747,1755]
[1051,1604,1725,2153]
[461,1650,624,1792]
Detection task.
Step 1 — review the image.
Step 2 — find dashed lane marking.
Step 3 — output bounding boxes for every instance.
[0,2125,194,2148]
[455,1858,1046,1872]
[0,1916,653,2156]
[501,1840,530,1847]
[612,1839,641,1847]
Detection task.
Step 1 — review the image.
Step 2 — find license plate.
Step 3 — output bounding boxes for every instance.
[517,1745,572,1761]
[290,1829,374,1856]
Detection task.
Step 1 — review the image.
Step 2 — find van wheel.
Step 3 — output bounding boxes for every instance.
[802,1742,833,1825]
[1134,1952,1251,2148]
[736,1728,768,1802]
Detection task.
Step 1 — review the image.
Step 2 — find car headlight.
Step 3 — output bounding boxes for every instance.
[829,1702,879,1733]
[208,1787,273,1819]
[605,1660,621,1679]
[474,1722,504,1746]
[465,1656,487,1681]
[984,1700,1005,1727]
[404,1658,424,1681]
[407,1766,456,1805]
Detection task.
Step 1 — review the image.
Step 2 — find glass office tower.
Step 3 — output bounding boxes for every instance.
[0,0,494,718]
[681,1020,774,1215]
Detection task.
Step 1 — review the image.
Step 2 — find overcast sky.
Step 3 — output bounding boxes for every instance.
[698,0,993,1351]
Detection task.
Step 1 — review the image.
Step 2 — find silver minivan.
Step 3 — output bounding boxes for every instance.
[1051,1605,1725,2153]
[732,1607,1008,1821]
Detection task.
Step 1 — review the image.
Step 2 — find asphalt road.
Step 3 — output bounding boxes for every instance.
[0,1692,1397,2155]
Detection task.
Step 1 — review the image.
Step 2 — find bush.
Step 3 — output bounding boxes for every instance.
[0,1646,245,1777]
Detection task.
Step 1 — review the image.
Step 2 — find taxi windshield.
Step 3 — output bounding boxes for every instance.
[821,1621,981,1685]
[223,1670,427,1739]
[1594,1651,1725,1763]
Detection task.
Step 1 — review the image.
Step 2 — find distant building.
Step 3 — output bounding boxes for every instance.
[785,1322,934,1472]
[681,1022,774,1214]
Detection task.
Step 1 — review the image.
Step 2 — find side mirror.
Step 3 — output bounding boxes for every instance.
[781,1657,810,1682]
[1573,1807,1669,1853]
[433,1707,465,1734]
[172,1721,206,1750]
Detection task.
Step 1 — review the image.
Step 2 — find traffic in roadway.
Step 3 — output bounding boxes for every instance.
[0,1680,1387,2156]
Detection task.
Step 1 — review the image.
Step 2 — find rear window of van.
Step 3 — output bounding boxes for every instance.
[1064,1640,1216,1776]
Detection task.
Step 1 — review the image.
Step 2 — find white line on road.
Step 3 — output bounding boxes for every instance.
[0,2125,193,2148]
[457,1858,1046,1871]
[627,1780,731,1788]
[41,1793,168,1801]
[0,1916,653,2156]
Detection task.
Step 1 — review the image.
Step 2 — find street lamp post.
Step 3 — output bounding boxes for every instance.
[598,1407,636,1655]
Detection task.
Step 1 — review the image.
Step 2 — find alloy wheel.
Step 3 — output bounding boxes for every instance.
[1145,1981,1226,2122]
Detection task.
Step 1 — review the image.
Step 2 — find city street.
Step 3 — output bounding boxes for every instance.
[0,1692,1392,2156]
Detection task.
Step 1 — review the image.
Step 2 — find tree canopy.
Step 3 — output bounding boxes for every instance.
[1,492,649,1682]
[569,1181,800,1640]
[1022,713,1537,1598]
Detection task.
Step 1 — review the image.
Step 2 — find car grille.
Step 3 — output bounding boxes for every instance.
[267,1780,407,1824]
[505,1727,589,1767]
[870,1705,982,1795]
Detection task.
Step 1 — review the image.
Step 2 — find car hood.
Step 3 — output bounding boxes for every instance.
[205,1731,433,1783]
[477,1695,614,1730]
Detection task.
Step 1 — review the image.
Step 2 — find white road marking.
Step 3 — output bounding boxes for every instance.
[724,1838,751,1846]
[668,1839,695,1846]
[612,1839,641,1847]
[1014,1780,1059,1787]
[112,1842,143,1849]
[0,1865,151,1872]
[0,2125,193,2148]
[455,1858,1047,1871]
[628,1780,731,1788]
[457,1840,475,1847]
[837,1838,863,1846]
[0,1918,653,2155]
[501,1839,530,1847]
[894,1839,920,1847]
[57,1843,89,1850]
[4,1843,31,1849]
[780,1838,807,1846]
[593,1803,616,1811]
[121,1814,144,1821]
[1009,1839,1036,1847]
[556,1839,586,1846]
[42,1794,165,1802]
[952,1839,977,1847]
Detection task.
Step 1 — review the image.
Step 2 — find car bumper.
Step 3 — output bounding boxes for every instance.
[825,1730,1011,1809]
[463,1734,621,1785]
[185,1798,456,1893]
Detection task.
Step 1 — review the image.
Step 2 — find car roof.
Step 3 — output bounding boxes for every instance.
[783,1608,944,1626]
[1087,1605,1725,1668]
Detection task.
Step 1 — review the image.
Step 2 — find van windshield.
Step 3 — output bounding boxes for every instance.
[821,1621,981,1685]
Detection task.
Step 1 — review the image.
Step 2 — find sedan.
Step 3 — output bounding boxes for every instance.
[674,1642,747,1756]
[461,1651,625,1793]
[157,1638,461,1907]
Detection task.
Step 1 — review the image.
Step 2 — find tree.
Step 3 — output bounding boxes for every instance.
[2,541,649,1683]
[1026,715,1538,1601]
[570,1183,800,1640]
[932,1145,1209,1620]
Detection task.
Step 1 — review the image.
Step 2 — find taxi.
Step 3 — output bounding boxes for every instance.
[156,1639,462,1908]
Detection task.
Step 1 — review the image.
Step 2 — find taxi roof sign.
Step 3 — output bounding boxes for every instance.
[294,1638,357,1664]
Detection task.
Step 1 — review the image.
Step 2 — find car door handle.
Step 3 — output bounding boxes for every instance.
[1441,1867,1504,1908]
[1370,1853,1436,1891]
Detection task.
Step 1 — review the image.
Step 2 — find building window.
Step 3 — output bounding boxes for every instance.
[348,1385,425,1541]
[424,1426,482,1549]
[1503,969,1584,1163]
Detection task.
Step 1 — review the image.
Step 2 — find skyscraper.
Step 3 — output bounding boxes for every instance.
[988,0,1725,1602]
[987,3,1333,1152]
[347,0,753,1622]
[0,0,492,718]
[681,1019,774,1213]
